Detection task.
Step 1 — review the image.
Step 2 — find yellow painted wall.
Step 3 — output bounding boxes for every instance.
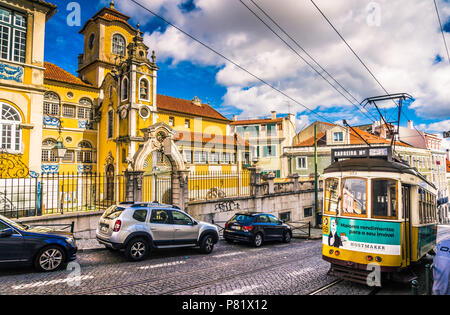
[42,81,99,173]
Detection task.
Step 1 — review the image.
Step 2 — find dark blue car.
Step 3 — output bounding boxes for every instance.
[223,213,292,247]
[0,214,77,272]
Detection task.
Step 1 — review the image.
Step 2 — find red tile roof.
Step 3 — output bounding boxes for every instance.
[44,62,95,88]
[79,6,136,34]
[174,131,249,147]
[293,132,326,147]
[230,118,283,126]
[157,94,231,122]
[292,125,411,148]
[349,127,410,147]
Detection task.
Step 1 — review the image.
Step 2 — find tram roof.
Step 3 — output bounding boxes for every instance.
[324,158,435,189]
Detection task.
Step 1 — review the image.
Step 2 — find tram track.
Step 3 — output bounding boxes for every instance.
[74,242,320,295]
[307,279,343,295]
[306,278,381,295]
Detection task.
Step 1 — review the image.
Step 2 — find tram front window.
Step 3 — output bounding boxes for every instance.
[372,179,397,219]
[324,178,339,213]
[342,178,367,216]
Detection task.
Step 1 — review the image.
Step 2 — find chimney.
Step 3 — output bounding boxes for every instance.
[232,115,237,121]
[407,120,414,129]
[271,111,276,120]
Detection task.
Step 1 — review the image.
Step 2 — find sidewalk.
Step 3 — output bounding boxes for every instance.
[76,238,104,252]
[292,227,322,240]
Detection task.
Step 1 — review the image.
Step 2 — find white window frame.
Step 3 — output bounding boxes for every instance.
[333,131,343,142]
[111,33,126,56]
[0,102,22,153]
[121,76,129,101]
[296,156,307,169]
[0,24,10,61]
[62,104,76,118]
[0,7,26,63]
[138,76,150,101]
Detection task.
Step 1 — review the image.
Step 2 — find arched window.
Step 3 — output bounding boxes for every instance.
[112,34,126,56]
[77,140,93,163]
[41,138,57,162]
[121,77,129,100]
[43,91,60,116]
[0,103,21,152]
[78,98,93,119]
[139,77,149,100]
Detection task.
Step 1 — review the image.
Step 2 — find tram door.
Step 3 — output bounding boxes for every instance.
[402,185,412,266]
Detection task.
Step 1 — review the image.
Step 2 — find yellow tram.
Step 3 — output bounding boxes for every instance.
[322,146,438,284]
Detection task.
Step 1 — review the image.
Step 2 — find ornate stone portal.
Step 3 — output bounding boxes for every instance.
[127,123,189,210]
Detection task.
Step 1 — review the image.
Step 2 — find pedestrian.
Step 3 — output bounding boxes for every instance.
[432,238,450,295]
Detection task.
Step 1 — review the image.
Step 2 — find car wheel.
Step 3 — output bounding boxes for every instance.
[125,238,149,261]
[282,231,292,243]
[34,246,66,272]
[200,235,215,254]
[253,233,263,247]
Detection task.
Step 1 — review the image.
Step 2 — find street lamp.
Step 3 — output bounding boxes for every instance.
[52,137,67,159]
[52,121,67,159]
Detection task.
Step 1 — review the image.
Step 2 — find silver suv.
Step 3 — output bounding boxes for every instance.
[96,202,219,261]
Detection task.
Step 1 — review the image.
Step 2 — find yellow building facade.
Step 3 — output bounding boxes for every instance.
[0,0,56,177]
[1,1,250,209]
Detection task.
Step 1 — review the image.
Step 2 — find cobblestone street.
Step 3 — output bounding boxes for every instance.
[2,226,449,296]
[0,238,369,295]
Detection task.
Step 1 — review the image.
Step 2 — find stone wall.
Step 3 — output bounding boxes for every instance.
[187,189,322,225]
[17,211,103,239]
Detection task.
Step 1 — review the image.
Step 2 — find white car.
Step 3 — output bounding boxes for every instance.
[96,202,219,261]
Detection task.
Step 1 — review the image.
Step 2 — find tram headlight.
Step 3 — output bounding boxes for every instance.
[329,249,334,255]
[375,256,382,262]
[334,250,340,256]
[366,255,374,262]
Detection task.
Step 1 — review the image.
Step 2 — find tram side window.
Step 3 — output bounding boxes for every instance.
[324,178,339,213]
[419,189,425,224]
[418,189,435,224]
[372,179,397,219]
[342,178,367,216]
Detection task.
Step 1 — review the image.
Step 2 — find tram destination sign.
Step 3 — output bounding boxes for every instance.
[331,146,392,161]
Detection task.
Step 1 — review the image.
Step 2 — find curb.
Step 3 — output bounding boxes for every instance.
[77,247,107,253]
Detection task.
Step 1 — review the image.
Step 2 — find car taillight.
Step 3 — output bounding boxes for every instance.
[225,222,230,229]
[113,220,122,232]
[243,226,253,232]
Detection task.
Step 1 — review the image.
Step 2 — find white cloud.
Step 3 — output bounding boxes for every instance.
[128,0,450,124]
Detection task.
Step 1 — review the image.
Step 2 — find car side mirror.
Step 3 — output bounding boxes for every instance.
[0,228,14,238]
[193,220,198,225]
[278,220,283,225]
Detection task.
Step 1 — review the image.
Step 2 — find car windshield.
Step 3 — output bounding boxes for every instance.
[231,214,254,225]
[0,214,27,231]
[102,205,125,219]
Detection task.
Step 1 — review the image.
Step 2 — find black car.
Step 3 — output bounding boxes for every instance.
[223,213,292,247]
[0,214,77,272]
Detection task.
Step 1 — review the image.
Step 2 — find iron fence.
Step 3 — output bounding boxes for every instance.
[0,173,127,219]
[188,170,251,201]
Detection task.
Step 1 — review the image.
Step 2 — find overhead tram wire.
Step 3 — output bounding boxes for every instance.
[127,0,347,127]
[240,0,378,123]
[433,0,450,64]
[309,0,428,144]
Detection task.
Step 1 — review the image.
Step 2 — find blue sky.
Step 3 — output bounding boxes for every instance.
[45,0,227,111]
[44,0,450,138]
